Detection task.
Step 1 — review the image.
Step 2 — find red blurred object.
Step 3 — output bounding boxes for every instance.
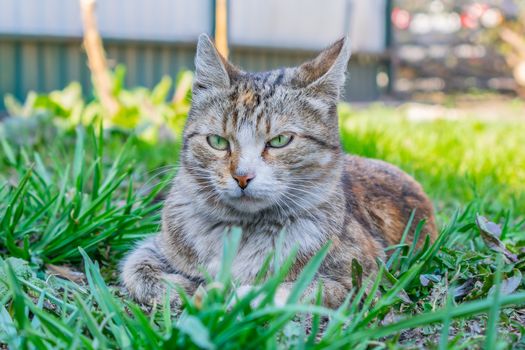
[461,12,478,29]
[392,7,411,30]
[461,2,491,29]
[468,3,489,18]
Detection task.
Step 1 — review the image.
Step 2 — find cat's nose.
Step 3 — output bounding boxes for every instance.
[232,173,255,190]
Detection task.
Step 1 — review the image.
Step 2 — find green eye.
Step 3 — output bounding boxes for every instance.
[268,134,293,148]
[207,135,230,150]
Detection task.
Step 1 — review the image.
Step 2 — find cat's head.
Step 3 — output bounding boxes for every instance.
[181,34,351,214]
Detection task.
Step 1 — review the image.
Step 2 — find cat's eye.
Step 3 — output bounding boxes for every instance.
[267,134,293,148]
[207,135,230,151]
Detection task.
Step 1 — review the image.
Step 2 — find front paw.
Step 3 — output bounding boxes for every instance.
[231,285,261,308]
[235,285,254,299]
[273,286,291,307]
[161,274,193,307]
[233,285,290,308]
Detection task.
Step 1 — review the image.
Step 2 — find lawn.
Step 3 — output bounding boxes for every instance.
[1,91,525,349]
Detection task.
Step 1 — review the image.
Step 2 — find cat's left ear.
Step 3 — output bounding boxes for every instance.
[194,33,240,91]
[293,36,351,101]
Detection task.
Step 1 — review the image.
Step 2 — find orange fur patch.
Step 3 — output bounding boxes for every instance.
[239,90,258,108]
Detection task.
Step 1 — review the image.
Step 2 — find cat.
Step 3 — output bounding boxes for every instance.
[120,34,437,308]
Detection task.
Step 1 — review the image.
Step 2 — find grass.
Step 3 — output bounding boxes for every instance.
[338,103,525,218]
[1,101,525,349]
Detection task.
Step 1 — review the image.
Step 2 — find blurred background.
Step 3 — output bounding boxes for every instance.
[1,0,525,110]
[0,0,389,107]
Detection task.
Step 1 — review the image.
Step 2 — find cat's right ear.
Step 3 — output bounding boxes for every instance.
[194,34,238,91]
[292,36,351,102]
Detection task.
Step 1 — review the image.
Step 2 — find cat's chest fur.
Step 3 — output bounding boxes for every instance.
[175,207,329,283]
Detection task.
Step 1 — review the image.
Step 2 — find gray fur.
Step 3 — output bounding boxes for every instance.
[120,34,436,307]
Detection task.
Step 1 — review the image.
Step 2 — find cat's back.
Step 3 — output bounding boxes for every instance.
[341,155,437,247]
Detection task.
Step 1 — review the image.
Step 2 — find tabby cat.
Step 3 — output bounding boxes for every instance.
[121,34,437,308]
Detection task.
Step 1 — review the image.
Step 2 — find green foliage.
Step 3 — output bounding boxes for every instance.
[0,210,524,349]
[0,90,524,347]
[338,103,525,217]
[0,125,169,266]
[2,67,193,143]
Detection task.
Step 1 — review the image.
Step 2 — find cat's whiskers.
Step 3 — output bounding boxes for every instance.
[285,181,328,201]
[193,184,220,200]
[271,193,296,218]
[136,163,209,196]
[287,187,326,206]
[282,190,319,219]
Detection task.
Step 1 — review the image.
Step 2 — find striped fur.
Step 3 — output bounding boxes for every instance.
[121,34,437,307]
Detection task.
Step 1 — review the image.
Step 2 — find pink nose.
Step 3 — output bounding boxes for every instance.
[232,173,255,189]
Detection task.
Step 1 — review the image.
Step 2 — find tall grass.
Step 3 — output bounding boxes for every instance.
[0,125,169,266]
[1,212,524,348]
[339,103,525,219]
[1,103,524,348]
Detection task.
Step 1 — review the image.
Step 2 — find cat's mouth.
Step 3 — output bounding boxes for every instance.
[221,190,259,202]
[221,189,272,213]
[238,191,258,201]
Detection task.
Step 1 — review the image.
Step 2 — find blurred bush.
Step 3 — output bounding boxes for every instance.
[2,66,193,144]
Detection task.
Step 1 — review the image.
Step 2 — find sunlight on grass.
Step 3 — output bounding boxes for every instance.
[339,103,525,219]
[1,101,524,348]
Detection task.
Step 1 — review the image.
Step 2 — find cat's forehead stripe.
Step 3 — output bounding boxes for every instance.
[223,81,273,135]
[231,108,239,132]
[255,107,264,131]
[238,90,259,108]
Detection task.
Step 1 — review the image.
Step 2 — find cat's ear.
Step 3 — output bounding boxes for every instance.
[194,33,238,91]
[293,36,351,101]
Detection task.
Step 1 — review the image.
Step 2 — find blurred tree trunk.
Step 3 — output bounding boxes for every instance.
[214,0,229,59]
[80,0,119,116]
[499,27,525,95]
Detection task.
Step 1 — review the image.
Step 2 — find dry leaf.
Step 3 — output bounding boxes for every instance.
[47,264,85,283]
[475,214,518,263]
[454,278,476,299]
[420,274,441,287]
[489,269,523,296]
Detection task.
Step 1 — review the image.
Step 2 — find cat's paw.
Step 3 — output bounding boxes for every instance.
[231,285,263,308]
[233,284,290,308]
[235,285,255,300]
[161,274,193,307]
[273,285,291,307]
